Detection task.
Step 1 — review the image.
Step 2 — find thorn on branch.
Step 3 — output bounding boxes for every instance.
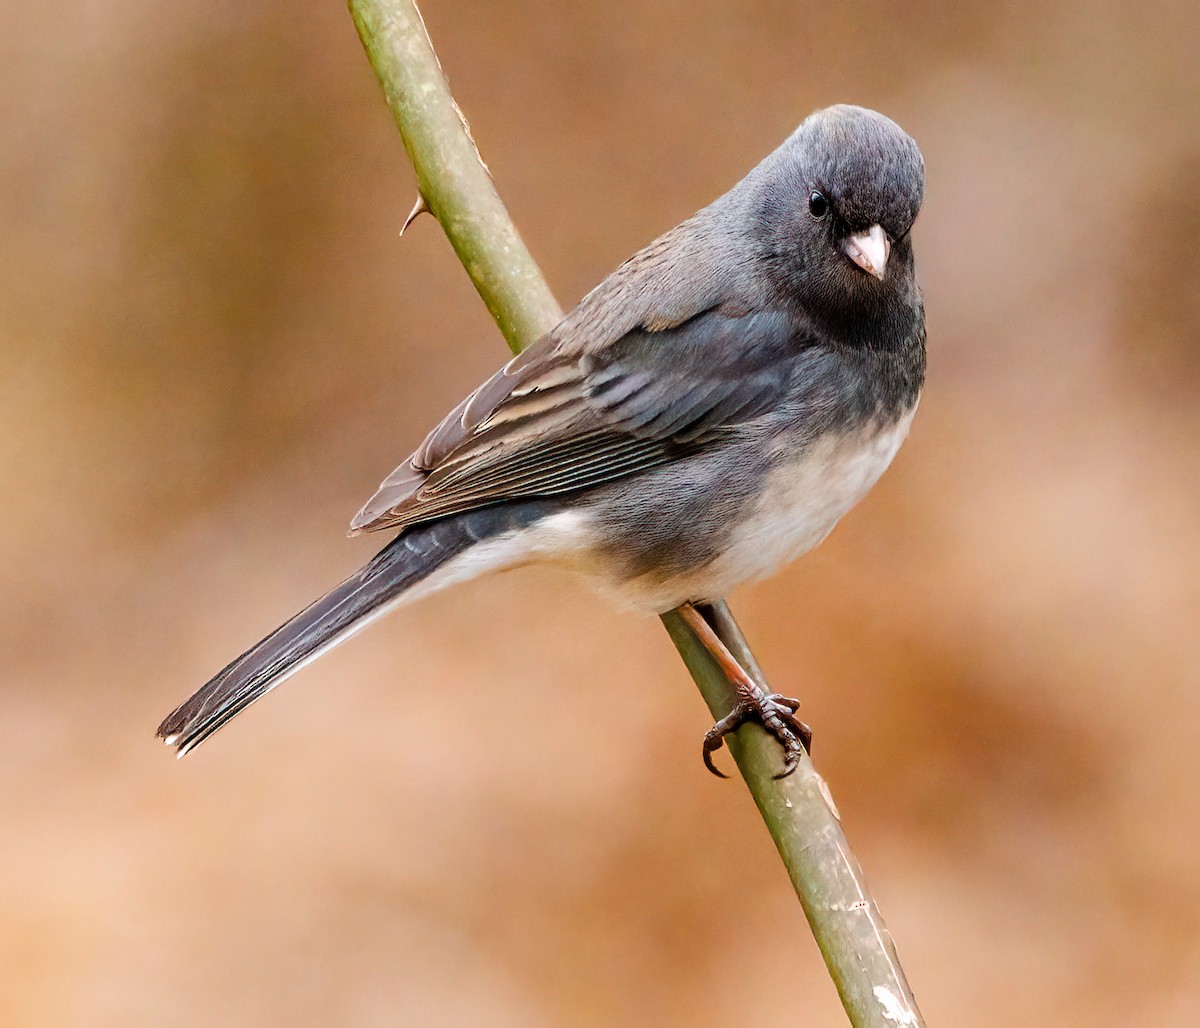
[400,194,431,236]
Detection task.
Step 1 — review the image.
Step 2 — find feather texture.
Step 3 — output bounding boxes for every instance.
[350,307,807,534]
[157,503,554,753]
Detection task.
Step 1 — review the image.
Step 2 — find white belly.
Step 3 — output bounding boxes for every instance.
[604,405,917,611]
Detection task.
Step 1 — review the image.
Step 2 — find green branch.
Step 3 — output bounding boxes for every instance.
[349,3,924,1024]
[349,0,561,349]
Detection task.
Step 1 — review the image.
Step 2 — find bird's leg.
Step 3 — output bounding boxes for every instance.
[678,602,811,779]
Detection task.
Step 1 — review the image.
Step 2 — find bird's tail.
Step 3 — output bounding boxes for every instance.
[157,502,551,756]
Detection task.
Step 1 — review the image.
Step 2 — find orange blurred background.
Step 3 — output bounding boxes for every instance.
[2,1,1198,1024]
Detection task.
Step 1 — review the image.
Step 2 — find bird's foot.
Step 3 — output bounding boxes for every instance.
[702,691,812,780]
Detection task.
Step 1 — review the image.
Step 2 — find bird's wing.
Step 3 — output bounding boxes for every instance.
[351,304,807,534]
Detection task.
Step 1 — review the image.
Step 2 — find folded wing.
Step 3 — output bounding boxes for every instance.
[351,306,807,535]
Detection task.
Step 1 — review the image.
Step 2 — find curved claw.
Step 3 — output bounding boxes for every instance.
[700,693,811,779]
[702,709,742,778]
[760,708,807,780]
[702,736,729,779]
[772,737,805,779]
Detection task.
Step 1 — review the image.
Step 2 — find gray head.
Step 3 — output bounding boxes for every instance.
[749,105,924,336]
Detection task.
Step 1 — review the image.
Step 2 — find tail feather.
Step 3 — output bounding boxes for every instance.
[157,502,551,756]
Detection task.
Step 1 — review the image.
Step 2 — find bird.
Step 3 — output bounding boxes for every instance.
[157,104,926,777]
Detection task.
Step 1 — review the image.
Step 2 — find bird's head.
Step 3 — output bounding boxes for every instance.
[752,105,924,329]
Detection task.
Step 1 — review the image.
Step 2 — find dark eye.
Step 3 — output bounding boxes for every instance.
[808,191,828,218]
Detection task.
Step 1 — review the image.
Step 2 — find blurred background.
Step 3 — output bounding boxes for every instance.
[2,0,1198,1024]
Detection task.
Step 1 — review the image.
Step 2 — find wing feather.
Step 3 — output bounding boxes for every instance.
[349,307,805,535]
[350,198,809,536]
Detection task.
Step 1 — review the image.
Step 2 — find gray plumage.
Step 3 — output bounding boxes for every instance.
[159,502,555,754]
[158,104,926,754]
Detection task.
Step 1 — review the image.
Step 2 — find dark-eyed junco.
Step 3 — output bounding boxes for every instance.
[158,104,925,774]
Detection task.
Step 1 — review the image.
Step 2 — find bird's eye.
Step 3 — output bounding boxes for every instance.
[808,191,828,218]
